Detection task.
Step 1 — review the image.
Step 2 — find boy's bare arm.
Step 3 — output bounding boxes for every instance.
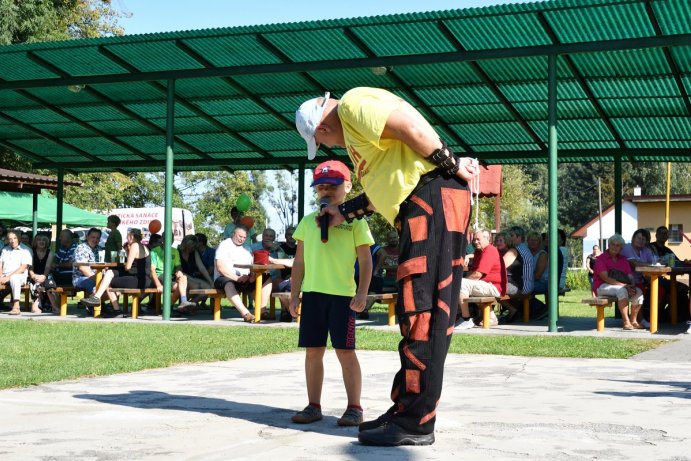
[351,244,372,313]
[289,242,305,318]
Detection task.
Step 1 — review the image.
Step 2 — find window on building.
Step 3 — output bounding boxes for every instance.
[669,224,683,244]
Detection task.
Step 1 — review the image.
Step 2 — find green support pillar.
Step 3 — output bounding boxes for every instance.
[56,168,64,242]
[163,79,176,320]
[32,192,38,238]
[298,163,305,222]
[614,157,622,236]
[547,53,559,333]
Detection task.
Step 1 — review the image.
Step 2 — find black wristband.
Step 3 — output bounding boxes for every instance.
[428,140,460,176]
[338,193,373,223]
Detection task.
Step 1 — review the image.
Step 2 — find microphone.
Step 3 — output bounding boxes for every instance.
[319,197,329,243]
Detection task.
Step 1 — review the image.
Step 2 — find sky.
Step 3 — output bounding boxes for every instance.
[115,0,528,234]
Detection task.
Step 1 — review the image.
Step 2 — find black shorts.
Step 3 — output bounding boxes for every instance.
[214,276,254,293]
[298,291,356,350]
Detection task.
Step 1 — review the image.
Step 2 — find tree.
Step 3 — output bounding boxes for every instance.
[265,171,299,234]
[178,170,269,246]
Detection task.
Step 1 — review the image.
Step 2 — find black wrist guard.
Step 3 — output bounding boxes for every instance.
[428,140,460,176]
[338,193,373,223]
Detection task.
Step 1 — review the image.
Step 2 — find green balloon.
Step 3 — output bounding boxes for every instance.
[236,194,251,212]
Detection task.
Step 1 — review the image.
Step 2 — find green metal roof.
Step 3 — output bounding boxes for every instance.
[0,0,689,173]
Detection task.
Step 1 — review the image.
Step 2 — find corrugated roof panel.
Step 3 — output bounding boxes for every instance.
[395,62,482,86]
[600,97,687,116]
[478,56,572,82]
[10,138,83,156]
[25,122,95,138]
[0,91,35,109]
[145,116,217,133]
[570,48,670,77]
[444,12,552,50]
[193,98,267,116]
[652,0,691,36]
[670,46,691,73]
[88,119,157,136]
[240,130,305,150]
[612,117,691,140]
[61,105,134,122]
[499,79,586,102]
[545,2,654,43]
[23,87,103,106]
[181,35,284,67]
[627,140,691,148]
[263,93,321,114]
[452,121,534,144]
[528,118,615,142]
[123,101,197,119]
[588,76,680,98]
[3,108,70,124]
[0,125,36,139]
[33,47,129,77]
[52,156,92,163]
[177,133,252,152]
[176,77,241,99]
[433,103,514,123]
[351,22,456,56]
[102,42,205,72]
[265,29,367,62]
[0,53,59,81]
[117,135,166,154]
[209,152,276,160]
[309,68,398,92]
[90,81,163,102]
[415,86,498,105]
[557,141,620,150]
[231,73,315,94]
[512,99,599,122]
[63,137,124,155]
[473,143,540,152]
[214,114,286,132]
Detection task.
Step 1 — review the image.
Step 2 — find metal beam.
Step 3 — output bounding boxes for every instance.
[547,53,559,333]
[2,33,689,91]
[0,138,51,163]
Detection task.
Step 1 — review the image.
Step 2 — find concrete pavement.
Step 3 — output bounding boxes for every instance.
[1,336,690,459]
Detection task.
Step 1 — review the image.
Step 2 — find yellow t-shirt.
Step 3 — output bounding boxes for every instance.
[293,211,374,297]
[338,87,436,225]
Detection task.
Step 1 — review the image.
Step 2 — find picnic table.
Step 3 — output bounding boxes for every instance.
[637,264,691,333]
[73,262,117,317]
[235,263,284,323]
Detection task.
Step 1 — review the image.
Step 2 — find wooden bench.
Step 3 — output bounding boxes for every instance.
[110,288,162,319]
[0,283,32,310]
[581,296,618,332]
[466,296,500,329]
[47,286,83,316]
[270,292,399,326]
[188,288,225,321]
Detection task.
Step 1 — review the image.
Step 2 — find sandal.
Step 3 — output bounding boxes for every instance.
[8,308,20,315]
[622,323,634,330]
[242,312,255,323]
[260,308,272,321]
[631,322,645,330]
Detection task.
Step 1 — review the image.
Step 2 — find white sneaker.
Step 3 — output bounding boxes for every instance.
[685,321,691,334]
[640,319,650,329]
[455,319,475,330]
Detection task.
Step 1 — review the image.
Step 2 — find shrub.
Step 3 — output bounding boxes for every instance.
[567,269,590,291]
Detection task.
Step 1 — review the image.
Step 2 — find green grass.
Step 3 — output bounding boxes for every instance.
[0,316,668,390]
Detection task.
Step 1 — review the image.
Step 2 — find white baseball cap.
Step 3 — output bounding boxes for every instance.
[295,92,330,160]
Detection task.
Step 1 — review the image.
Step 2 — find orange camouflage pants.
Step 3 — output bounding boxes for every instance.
[388,173,470,434]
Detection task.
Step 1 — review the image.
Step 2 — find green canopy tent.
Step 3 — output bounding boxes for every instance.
[0,191,106,227]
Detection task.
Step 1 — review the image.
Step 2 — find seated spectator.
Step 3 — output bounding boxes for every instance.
[73,228,121,317]
[0,230,33,315]
[28,233,55,313]
[594,234,644,330]
[251,228,282,290]
[178,234,213,304]
[148,233,195,315]
[494,231,523,323]
[51,229,77,286]
[586,244,602,296]
[649,226,685,266]
[214,225,272,322]
[508,226,534,295]
[379,230,400,292]
[109,228,152,291]
[20,231,33,252]
[533,231,565,294]
[558,228,569,290]
[195,233,216,277]
[103,215,122,262]
[274,226,297,322]
[456,229,506,329]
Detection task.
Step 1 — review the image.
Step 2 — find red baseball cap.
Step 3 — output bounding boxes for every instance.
[311,160,351,186]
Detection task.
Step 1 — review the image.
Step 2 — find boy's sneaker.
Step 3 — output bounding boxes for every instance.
[81,296,101,307]
[455,318,475,330]
[337,407,363,426]
[685,321,691,334]
[291,405,322,424]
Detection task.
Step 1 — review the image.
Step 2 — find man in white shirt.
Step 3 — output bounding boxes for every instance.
[214,225,272,322]
[0,230,33,315]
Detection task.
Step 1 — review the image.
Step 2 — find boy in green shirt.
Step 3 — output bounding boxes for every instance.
[289,160,374,427]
